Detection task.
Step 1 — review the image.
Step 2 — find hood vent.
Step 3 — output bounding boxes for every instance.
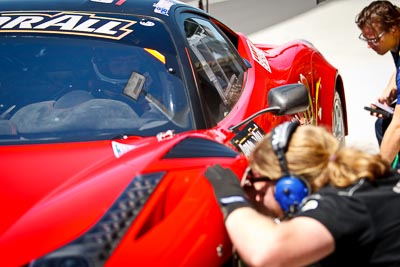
[164,137,238,159]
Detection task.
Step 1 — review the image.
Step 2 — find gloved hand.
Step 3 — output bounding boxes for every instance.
[205,164,251,221]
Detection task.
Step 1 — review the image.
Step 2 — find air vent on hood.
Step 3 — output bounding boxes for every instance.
[164,137,238,159]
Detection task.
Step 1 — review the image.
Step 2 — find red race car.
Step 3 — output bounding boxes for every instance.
[0,0,347,266]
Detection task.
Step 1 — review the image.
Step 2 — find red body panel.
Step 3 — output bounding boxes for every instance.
[0,1,347,266]
[0,38,344,267]
[0,133,249,266]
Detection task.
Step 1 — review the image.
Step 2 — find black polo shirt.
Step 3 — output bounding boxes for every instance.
[296,173,400,266]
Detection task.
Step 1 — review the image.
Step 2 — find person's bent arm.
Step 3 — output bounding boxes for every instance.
[225,207,334,267]
[378,71,397,104]
[205,164,335,267]
[380,104,400,164]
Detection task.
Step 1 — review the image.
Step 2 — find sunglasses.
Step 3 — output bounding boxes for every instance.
[241,167,275,186]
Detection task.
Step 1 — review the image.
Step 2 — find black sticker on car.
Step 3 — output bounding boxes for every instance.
[231,121,265,157]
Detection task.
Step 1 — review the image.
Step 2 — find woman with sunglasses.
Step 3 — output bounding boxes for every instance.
[205,121,400,266]
[356,1,400,168]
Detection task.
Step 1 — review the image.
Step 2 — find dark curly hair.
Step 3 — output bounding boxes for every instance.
[355,0,400,33]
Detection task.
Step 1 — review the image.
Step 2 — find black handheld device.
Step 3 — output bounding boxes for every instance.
[364,106,392,118]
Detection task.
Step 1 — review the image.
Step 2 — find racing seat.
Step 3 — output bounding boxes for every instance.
[10,90,141,134]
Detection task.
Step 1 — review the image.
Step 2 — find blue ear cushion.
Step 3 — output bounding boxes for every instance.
[274,176,310,213]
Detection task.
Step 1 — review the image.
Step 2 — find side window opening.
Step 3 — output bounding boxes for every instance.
[184,17,245,126]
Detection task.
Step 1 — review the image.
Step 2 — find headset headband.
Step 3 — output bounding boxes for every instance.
[270,121,300,176]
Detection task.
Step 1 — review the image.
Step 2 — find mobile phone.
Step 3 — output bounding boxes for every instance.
[364,106,392,118]
[373,101,394,113]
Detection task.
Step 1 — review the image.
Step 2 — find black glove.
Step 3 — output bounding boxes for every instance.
[205,164,251,221]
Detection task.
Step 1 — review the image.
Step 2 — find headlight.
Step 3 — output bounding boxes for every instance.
[29,172,165,267]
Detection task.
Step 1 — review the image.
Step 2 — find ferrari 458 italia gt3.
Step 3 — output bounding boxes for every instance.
[0,0,347,266]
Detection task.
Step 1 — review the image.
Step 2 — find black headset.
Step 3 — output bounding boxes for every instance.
[270,121,311,215]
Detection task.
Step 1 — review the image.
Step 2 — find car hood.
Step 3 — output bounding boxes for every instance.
[0,134,182,258]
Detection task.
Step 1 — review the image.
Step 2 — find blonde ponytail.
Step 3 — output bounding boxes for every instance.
[250,125,391,192]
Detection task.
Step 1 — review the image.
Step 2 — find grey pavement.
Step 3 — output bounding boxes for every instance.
[185,0,322,34]
[249,0,396,153]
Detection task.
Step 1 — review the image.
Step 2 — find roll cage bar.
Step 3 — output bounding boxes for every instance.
[198,0,209,12]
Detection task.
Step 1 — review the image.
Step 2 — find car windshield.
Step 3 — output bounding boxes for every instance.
[0,17,191,145]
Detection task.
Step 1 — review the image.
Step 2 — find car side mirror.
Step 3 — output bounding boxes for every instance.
[268,83,309,115]
[229,83,309,132]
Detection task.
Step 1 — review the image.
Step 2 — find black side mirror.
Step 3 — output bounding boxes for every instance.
[229,83,309,132]
[268,83,309,115]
